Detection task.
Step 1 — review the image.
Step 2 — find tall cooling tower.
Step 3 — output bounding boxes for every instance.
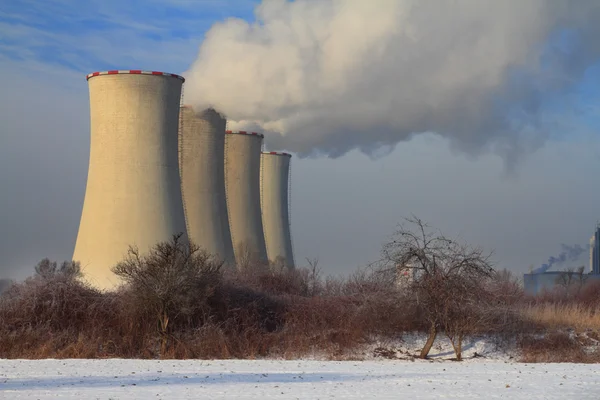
[224,131,268,266]
[260,152,295,268]
[73,70,187,289]
[179,106,234,263]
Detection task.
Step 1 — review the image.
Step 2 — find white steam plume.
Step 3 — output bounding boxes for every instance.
[184,0,600,163]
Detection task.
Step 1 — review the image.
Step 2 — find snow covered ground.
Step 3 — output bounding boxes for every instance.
[1,358,599,399]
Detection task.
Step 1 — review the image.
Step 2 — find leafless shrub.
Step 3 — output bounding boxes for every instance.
[225,258,323,298]
[112,234,223,356]
[488,269,524,305]
[0,259,119,358]
[303,257,322,297]
[208,282,286,333]
[234,241,268,271]
[519,332,590,363]
[553,266,589,299]
[0,279,13,294]
[35,258,82,280]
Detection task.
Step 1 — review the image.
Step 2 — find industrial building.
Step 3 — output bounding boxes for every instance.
[260,152,295,268]
[524,223,600,295]
[179,106,235,264]
[73,70,187,289]
[224,131,269,266]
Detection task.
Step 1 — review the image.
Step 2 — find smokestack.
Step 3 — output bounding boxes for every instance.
[179,106,235,264]
[73,70,187,289]
[533,243,589,274]
[224,130,268,266]
[260,151,295,268]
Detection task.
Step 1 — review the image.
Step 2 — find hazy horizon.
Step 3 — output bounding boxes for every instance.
[1,0,599,280]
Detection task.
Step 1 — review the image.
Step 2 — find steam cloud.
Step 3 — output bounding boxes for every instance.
[184,0,600,163]
[532,244,589,274]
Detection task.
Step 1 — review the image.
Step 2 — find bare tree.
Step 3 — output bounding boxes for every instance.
[235,241,267,271]
[556,266,588,297]
[269,256,287,273]
[112,234,223,356]
[35,258,82,280]
[305,257,322,297]
[439,274,500,360]
[381,216,494,359]
[0,279,13,294]
[488,268,523,305]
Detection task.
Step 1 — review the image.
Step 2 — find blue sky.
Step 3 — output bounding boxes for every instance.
[0,0,258,73]
[1,0,600,279]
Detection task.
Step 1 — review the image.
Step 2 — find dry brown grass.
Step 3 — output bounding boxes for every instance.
[521,303,600,331]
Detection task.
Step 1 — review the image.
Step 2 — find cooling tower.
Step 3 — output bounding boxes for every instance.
[73,70,187,289]
[179,106,234,264]
[260,152,295,269]
[224,131,268,266]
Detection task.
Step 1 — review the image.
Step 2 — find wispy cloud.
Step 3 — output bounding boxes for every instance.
[0,0,259,73]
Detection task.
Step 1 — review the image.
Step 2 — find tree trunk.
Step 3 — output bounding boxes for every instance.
[419,324,437,359]
[159,309,169,358]
[449,333,463,361]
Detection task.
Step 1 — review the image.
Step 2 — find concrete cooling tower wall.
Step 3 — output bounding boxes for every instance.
[179,106,234,264]
[224,131,268,266]
[260,152,295,269]
[73,70,187,289]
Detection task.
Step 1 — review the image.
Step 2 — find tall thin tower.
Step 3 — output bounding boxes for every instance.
[73,70,187,289]
[179,106,234,264]
[260,152,295,268]
[224,131,268,266]
[592,223,600,274]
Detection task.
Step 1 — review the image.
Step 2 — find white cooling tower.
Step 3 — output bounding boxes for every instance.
[73,70,187,289]
[260,152,295,268]
[179,106,234,263]
[224,131,268,266]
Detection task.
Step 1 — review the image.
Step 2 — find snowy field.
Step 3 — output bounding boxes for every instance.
[1,359,599,399]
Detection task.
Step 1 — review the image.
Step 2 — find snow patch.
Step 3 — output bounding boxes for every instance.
[1,358,598,399]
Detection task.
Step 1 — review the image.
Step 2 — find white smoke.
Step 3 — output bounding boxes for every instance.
[184,0,600,163]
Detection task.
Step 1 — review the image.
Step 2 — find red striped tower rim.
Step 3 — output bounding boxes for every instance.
[86,70,185,82]
[262,151,292,157]
[225,130,264,138]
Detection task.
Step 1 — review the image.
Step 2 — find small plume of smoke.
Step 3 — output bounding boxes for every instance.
[532,244,589,274]
[184,0,600,166]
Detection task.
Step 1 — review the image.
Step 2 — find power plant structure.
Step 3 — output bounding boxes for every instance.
[524,222,600,295]
[260,152,295,268]
[73,70,187,289]
[73,69,297,289]
[179,106,235,264]
[224,131,269,266]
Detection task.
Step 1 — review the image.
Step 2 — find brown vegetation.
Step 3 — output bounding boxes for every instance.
[1,221,600,363]
[0,239,412,360]
[519,332,600,363]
